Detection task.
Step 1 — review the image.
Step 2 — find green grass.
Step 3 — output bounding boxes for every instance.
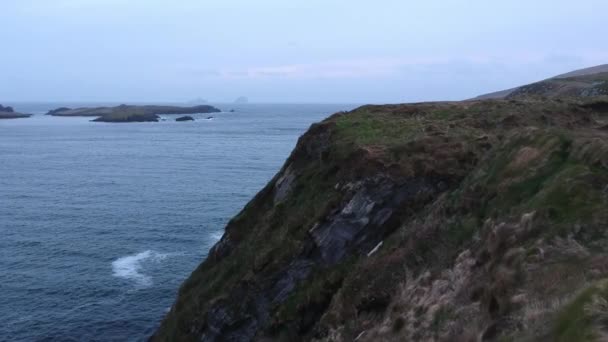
[528,165,605,224]
[333,110,423,151]
[445,215,480,246]
[554,280,608,341]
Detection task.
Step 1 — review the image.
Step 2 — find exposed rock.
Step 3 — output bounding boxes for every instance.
[273,165,296,204]
[92,112,159,123]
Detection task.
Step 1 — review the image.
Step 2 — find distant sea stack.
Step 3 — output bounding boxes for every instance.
[46,104,221,123]
[0,104,31,119]
[234,96,249,104]
[188,97,208,104]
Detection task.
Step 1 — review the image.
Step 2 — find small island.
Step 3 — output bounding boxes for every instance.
[47,104,221,123]
[0,104,32,119]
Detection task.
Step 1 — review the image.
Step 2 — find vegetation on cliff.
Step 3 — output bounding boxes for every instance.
[154,73,608,341]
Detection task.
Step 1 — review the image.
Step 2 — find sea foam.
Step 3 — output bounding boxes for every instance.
[209,231,224,242]
[112,250,168,287]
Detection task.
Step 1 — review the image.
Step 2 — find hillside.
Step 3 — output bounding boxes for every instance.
[153,95,608,341]
[476,64,608,100]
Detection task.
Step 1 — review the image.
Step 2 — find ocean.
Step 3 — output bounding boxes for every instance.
[0,103,355,341]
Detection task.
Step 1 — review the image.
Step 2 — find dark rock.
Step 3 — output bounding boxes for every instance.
[234,97,248,104]
[309,175,442,265]
[92,113,160,123]
[176,116,194,122]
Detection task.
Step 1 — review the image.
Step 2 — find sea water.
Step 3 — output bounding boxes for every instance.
[0,103,355,341]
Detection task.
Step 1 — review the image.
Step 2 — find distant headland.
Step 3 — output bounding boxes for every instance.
[0,104,32,119]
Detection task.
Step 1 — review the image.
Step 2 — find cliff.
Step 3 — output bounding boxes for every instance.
[152,92,608,341]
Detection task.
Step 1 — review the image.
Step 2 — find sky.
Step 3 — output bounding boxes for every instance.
[1,0,607,103]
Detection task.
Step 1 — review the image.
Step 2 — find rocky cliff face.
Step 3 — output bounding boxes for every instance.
[153,96,608,341]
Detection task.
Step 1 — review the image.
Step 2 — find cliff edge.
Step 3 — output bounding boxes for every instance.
[153,92,608,341]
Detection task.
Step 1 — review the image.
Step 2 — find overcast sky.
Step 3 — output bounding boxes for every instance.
[1,0,607,103]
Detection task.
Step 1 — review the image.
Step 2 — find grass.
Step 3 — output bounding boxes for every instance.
[445,215,480,246]
[332,109,424,155]
[554,280,608,341]
[528,165,604,223]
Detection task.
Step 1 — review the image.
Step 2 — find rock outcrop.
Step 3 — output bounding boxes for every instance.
[176,116,194,122]
[152,94,608,341]
[92,112,160,123]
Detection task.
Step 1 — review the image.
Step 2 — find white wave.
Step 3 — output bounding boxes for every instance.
[112,250,168,287]
[209,231,224,242]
